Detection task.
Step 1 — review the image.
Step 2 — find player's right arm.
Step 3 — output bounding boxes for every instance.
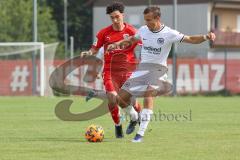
[107,34,140,52]
[81,48,99,56]
[81,30,105,56]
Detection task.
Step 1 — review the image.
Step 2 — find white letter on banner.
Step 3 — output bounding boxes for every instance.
[194,65,209,91]
[211,64,224,91]
[177,64,192,92]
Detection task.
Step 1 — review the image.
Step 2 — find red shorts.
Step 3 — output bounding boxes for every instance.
[103,72,132,92]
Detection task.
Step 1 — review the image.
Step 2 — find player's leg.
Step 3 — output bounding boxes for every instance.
[132,73,172,142]
[106,91,124,138]
[118,74,142,134]
[125,96,141,135]
[85,89,107,102]
[132,87,155,142]
[117,89,139,122]
[118,70,150,134]
[84,49,104,101]
[120,74,142,113]
[104,78,124,138]
[132,98,141,113]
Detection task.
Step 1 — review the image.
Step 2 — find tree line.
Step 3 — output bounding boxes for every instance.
[0,0,93,58]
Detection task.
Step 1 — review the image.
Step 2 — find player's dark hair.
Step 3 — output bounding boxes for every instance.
[106,1,125,14]
[143,6,161,18]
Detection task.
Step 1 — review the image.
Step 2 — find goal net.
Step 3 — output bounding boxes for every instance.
[0,42,58,96]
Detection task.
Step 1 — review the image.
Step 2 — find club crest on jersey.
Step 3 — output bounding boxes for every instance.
[123,34,130,39]
[157,38,164,44]
[105,36,110,41]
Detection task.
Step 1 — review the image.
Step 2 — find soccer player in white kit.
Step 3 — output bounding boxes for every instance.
[107,6,216,142]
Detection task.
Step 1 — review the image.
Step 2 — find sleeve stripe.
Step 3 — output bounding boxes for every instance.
[180,35,185,43]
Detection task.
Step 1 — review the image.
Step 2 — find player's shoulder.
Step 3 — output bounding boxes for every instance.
[97,25,113,35]
[161,25,178,33]
[138,25,148,32]
[124,23,137,34]
[162,25,171,31]
[161,25,184,39]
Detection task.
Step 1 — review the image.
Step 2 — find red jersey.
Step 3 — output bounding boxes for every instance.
[92,23,138,74]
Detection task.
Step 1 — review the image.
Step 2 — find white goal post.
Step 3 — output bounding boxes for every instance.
[0,42,45,96]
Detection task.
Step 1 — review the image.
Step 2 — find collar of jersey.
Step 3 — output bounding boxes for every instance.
[150,24,165,33]
[112,23,127,32]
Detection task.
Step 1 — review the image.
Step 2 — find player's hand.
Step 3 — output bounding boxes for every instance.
[119,41,132,50]
[206,32,216,41]
[80,50,92,57]
[106,43,119,55]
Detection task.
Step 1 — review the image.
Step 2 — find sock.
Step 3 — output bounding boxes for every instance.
[108,104,120,125]
[137,108,153,136]
[124,105,139,121]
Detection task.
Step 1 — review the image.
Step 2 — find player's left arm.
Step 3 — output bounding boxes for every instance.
[182,32,216,44]
[107,34,141,52]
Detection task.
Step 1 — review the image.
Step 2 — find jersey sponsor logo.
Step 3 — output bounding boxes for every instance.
[143,46,161,54]
[105,36,110,41]
[157,38,164,44]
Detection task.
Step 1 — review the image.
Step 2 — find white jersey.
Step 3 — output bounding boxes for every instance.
[135,25,184,66]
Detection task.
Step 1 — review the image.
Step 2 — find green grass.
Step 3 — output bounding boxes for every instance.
[0,96,240,160]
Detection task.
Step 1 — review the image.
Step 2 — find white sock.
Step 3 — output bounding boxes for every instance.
[124,105,139,121]
[137,108,153,136]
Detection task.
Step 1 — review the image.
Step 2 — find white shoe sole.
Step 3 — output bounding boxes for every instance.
[131,139,143,143]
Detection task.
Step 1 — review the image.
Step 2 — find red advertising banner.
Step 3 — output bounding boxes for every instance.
[0,59,239,96]
[168,59,240,94]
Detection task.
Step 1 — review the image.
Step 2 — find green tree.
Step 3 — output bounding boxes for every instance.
[0,0,58,43]
[47,0,93,54]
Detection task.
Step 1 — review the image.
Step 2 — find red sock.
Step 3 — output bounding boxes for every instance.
[133,102,141,113]
[108,104,120,125]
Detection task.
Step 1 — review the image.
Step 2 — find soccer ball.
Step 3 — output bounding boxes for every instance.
[85,124,104,142]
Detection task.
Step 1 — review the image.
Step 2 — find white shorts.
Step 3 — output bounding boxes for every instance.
[121,63,172,97]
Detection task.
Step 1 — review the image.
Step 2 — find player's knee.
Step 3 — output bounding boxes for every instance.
[118,100,127,108]
[107,93,117,106]
[108,100,117,107]
[144,86,158,97]
[117,95,130,108]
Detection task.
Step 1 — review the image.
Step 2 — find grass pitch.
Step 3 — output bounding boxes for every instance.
[0,96,239,160]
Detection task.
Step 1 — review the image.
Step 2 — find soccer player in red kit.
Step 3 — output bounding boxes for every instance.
[81,2,141,138]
